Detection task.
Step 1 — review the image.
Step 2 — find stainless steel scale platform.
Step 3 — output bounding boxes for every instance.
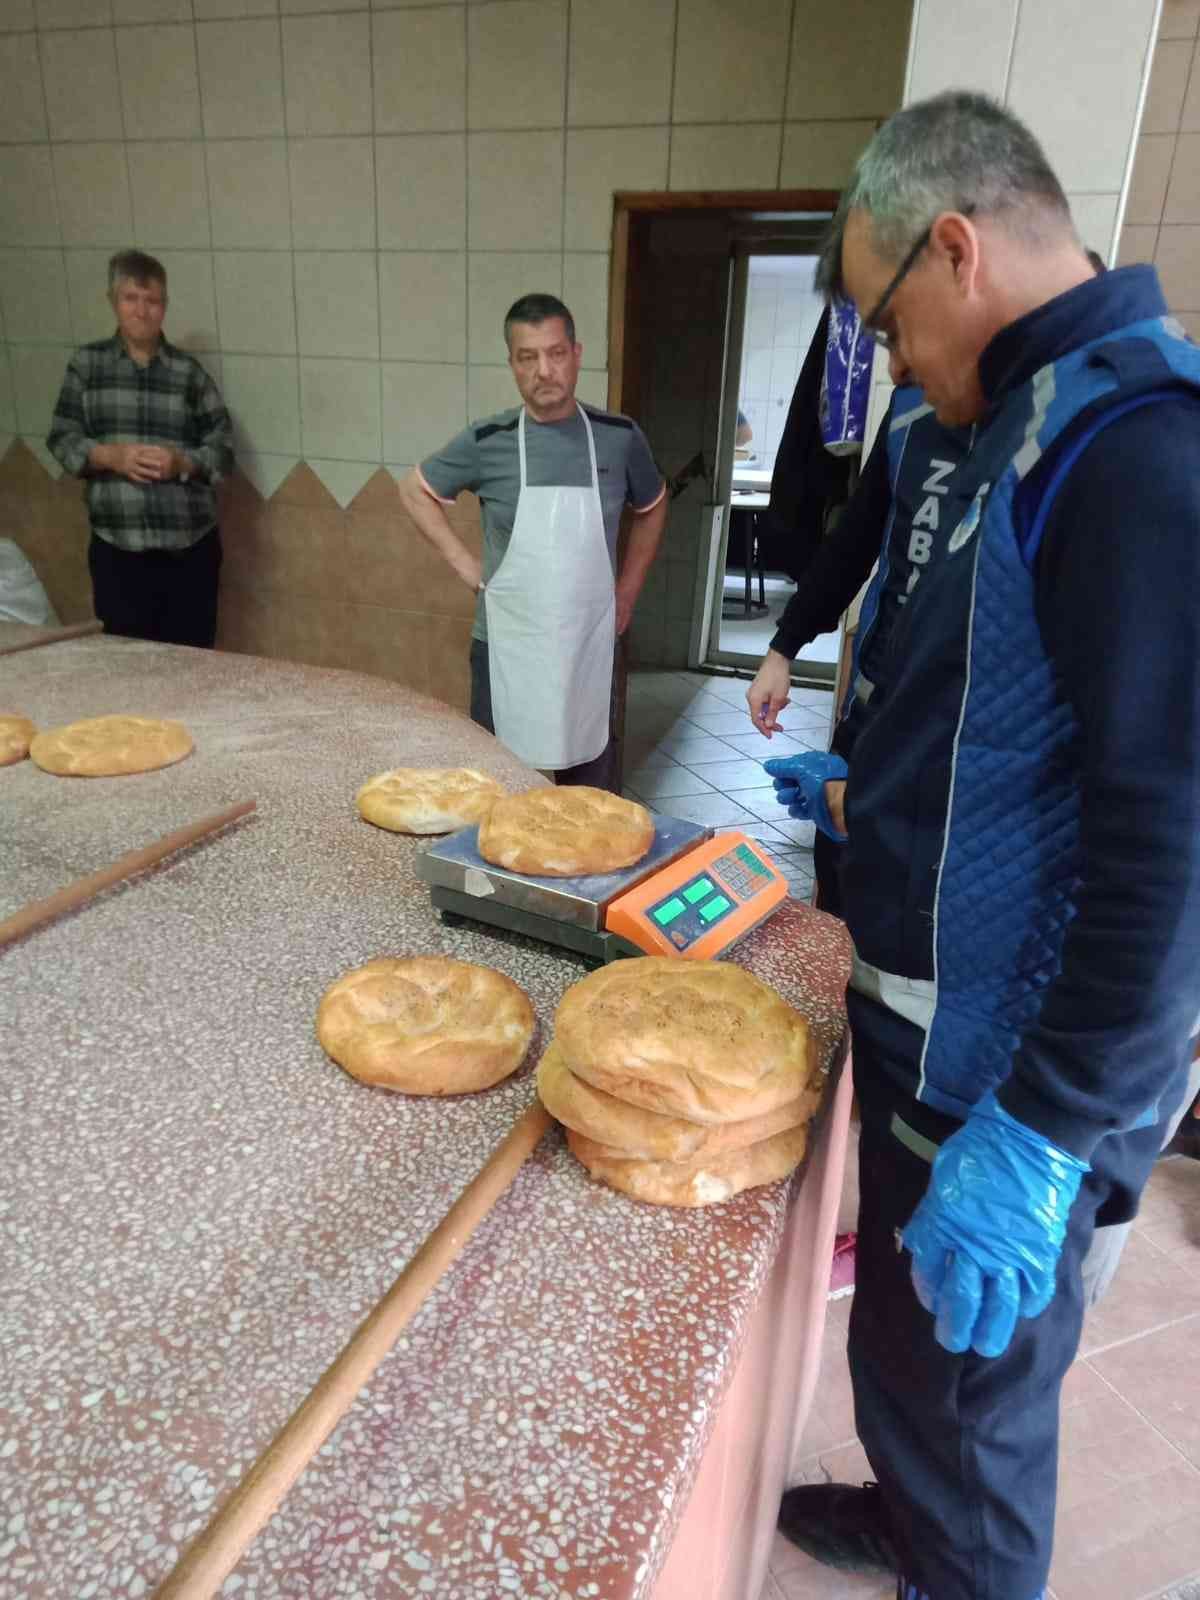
[414,815,712,966]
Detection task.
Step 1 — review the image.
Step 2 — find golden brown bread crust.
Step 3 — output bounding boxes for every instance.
[553,957,813,1124]
[356,767,506,834]
[0,714,36,766]
[537,1040,820,1160]
[29,715,193,777]
[477,786,654,877]
[565,1121,809,1207]
[316,955,535,1094]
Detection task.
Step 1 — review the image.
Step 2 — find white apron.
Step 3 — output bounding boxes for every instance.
[483,404,615,770]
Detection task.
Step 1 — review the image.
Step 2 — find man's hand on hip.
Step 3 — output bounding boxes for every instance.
[747,650,792,735]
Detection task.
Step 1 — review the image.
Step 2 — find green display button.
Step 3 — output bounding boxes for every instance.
[699,894,732,923]
[738,844,769,874]
[653,897,687,926]
[683,878,713,905]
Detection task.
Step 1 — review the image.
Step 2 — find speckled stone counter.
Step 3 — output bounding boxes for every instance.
[0,633,852,1600]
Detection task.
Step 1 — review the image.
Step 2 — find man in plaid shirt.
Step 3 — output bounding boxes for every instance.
[48,250,234,648]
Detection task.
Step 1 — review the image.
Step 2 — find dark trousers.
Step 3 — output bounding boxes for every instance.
[468,638,618,792]
[89,529,222,649]
[848,1040,1170,1600]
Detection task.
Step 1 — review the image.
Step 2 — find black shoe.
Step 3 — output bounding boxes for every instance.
[777,1480,898,1574]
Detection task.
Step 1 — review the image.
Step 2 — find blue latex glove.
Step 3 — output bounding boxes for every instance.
[762,752,849,841]
[901,1090,1089,1358]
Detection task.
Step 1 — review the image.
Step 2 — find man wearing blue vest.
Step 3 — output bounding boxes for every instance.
[762,92,1200,1600]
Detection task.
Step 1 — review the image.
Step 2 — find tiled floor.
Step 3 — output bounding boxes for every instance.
[761,1152,1200,1600]
[623,667,834,900]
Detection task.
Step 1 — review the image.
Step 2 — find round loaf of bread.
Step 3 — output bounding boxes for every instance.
[537,1040,820,1161]
[553,957,812,1124]
[317,955,535,1094]
[477,786,654,877]
[565,1121,809,1207]
[29,714,193,777]
[0,714,36,767]
[356,767,506,834]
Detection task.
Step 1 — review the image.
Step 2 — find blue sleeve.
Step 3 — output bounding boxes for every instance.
[998,396,1200,1157]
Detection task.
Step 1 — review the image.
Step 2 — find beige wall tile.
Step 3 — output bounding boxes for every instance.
[0,249,73,345]
[36,0,109,26]
[379,251,466,361]
[1143,37,1194,134]
[214,250,296,353]
[10,344,74,433]
[282,0,357,12]
[787,0,908,120]
[1165,131,1200,222]
[372,0,459,7]
[780,120,874,188]
[0,34,48,142]
[206,138,291,248]
[1155,223,1200,307]
[295,250,379,358]
[565,127,669,251]
[467,362,516,420]
[467,249,560,363]
[575,368,608,408]
[53,143,133,246]
[1161,0,1200,38]
[906,0,1016,102]
[128,141,211,248]
[197,19,284,138]
[0,354,16,431]
[467,130,562,250]
[673,0,791,124]
[194,0,276,16]
[1182,38,1200,130]
[1007,0,1158,193]
[1126,134,1176,225]
[65,249,117,342]
[372,8,465,134]
[283,12,370,136]
[300,356,381,459]
[41,27,123,141]
[114,0,190,21]
[1118,224,1158,265]
[562,252,608,365]
[469,0,564,131]
[1068,192,1120,261]
[0,149,60,247]
[289,137,376,250]
[116,24,201,140]
[567,0,672,126]
[156,248,218,349]
[375,133,466,249]
[220,352,300,454]
[381,359,465,460]
[1,0,36,27]
[669,123,781,191]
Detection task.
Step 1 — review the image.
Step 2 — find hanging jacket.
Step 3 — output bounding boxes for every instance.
[841,266,1200,1161]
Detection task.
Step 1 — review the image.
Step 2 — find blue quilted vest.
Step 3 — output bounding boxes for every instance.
[843,313,1200,1119]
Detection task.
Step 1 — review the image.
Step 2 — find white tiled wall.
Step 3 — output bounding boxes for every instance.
[737,260,824,475]
[0,0,905,506]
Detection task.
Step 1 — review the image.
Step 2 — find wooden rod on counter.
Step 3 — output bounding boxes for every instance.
[0,798,257,949]
[153,1099,555,1600]
[0,618,104,656]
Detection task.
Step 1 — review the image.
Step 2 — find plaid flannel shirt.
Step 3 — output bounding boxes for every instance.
[47,335,234,553]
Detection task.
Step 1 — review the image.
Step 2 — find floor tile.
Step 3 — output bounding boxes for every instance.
[622,747,677,772]
[1133,1156,1200,1265]
[1090,1312,1200,1467]
[656,732,739,764]
[680,757,773,789]
[626,766,716,800]
[684,708,760,735]
[646,791,760,827]
[767,817,818,847]
[715,820,798,847]
[1049,1465,1200,1597]
[736,787,795,822]
[1078,1232,1200,1357]
[721,730,811,757]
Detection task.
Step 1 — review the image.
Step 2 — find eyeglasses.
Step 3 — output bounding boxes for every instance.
[862,205,975,351]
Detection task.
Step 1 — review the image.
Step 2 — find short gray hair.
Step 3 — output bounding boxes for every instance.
[108,249,167,295]
[817,91,1076,298]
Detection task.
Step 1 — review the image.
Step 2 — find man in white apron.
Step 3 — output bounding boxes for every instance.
[397,293,666,789]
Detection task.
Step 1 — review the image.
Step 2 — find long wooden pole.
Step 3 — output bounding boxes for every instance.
[0,619,103,656]
[0,799,257,948]
[153,1100,554,1600]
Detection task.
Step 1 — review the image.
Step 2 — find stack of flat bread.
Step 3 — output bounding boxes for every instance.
[29,714,193,776]
[357,767,506,834]
[538,957,822,1207]
[478,786,654,877]
[0,714,36,767]
[317,954,535,1095]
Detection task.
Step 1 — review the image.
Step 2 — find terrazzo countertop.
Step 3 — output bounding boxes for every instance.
[0,633,852,1600]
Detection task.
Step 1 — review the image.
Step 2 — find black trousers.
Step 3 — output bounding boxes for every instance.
[468,638,618,792]
[88,529,222,649]
[848,1038,1172,1600]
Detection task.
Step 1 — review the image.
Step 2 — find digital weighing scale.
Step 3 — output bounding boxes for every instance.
[414,817,789,966]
